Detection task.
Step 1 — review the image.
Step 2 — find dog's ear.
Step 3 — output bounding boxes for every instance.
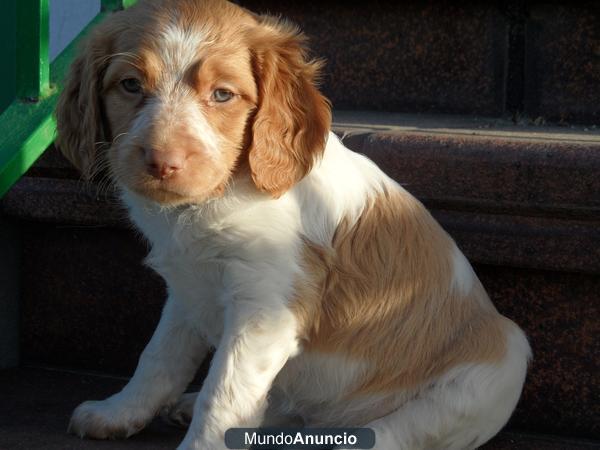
[55,21,118,178]
[248,17,331,198]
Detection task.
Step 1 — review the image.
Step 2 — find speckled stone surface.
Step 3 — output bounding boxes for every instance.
[0,367,185,449]
[12,198,600,439]
[0,177,125,226]
[4,114,599,440]
[240,0,507,115]
[1,368,598,449]
[25,144,80,180]
[336,127,600,274]
[525,2,600,123]
[476,264,600,440]
[19,225,164,375]
[349,131,600,216]
[431,208,600,275]
[483,431,599,450]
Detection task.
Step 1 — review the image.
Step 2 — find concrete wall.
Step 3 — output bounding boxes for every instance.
[49,0,99,61]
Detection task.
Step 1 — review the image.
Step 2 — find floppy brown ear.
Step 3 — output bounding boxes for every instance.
[55,23,116,178]
[248,17,332,197]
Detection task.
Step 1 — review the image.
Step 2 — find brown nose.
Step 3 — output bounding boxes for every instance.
[144,148,185,180]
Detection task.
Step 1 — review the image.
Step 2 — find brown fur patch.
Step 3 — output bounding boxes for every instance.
[291,186,509,395]
[247,17,331,198]
[56,0,330,204]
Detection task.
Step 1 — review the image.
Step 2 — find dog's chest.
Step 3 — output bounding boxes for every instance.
[124,191,304,347]
[126,201,232,346]
[148,235,231,346]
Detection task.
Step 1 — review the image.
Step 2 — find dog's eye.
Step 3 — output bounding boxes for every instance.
[212,89,234,103]
[121,78,142,94]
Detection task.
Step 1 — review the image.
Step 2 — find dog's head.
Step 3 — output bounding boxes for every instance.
[56,0,331,205]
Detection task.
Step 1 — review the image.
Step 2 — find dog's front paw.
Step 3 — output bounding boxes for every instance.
[68,399,148,439]
[161,392,198,428]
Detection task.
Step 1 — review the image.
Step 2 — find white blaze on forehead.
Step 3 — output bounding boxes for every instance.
[159,23,209,82]
[152,24,220,159]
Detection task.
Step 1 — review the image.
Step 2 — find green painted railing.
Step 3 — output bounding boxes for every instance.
[0,0,137,198]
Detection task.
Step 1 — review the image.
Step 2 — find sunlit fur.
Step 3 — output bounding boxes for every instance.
[56,1,531,449]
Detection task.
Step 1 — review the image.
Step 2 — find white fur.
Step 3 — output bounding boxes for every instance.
[451,244,476,295]
[59,2,532,447]
[69,131,531,449]
[345,326,531,450]
[68,298,209,439]
[118,92,222,173]
[293,133,387,247]
[159,24,210,83]
[132,24,222,162]
[274,351,376,426]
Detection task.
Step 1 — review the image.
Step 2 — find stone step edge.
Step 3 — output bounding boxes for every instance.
[332,110,600,142]
[2,176,599,275]
[332,112,600,219]
[21,110,600,219]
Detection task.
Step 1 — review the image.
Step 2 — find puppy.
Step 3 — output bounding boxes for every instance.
[56,1,531,449]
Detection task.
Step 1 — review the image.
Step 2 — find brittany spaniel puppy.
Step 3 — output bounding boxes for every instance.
[56,0,531,449]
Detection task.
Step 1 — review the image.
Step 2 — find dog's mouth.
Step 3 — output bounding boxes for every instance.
[127,178,201,205]
[120,171,227,207]
[108,139,236,206]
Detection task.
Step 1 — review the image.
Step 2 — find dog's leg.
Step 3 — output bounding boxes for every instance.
[68,297,209,439]
[163,387,302,429]
[338,328,530,450]
[177,306,299,450]
[261,386,305,428]
[162,392,198,428]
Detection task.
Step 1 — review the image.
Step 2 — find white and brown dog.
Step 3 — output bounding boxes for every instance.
[56,1,531,449]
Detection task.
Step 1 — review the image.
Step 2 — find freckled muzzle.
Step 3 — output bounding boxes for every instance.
[111,98,232,205]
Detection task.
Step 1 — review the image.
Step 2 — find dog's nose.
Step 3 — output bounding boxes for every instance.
[144,148,185,180]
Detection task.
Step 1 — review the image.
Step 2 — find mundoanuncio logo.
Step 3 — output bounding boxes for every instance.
[224,428,375,449]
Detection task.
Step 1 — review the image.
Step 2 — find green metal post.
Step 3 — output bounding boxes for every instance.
[0,0,139,199]
[102,0,137,12]
[16,0,50,101]
[101,0,123,11]
[0,1,17,111]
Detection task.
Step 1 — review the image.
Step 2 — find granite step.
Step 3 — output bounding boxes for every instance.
[238,1,600,124]
[1,112,599,440]
[1,367,598,450]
